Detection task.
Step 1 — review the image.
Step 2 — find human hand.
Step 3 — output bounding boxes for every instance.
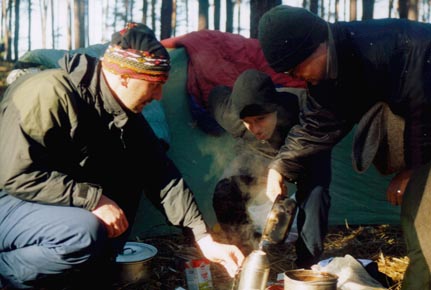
[266,168,286,202]
[386,169,412,206]
[92,195,129,238]
[196,235,244,277]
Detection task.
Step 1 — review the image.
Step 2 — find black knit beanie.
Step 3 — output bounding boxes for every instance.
[258,5,328,73]
[231,69,278,119]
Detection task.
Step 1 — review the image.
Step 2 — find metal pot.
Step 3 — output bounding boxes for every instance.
[115,242,157,283]
[284,269,338,290]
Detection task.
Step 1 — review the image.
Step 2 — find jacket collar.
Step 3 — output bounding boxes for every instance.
[59,53,128,129]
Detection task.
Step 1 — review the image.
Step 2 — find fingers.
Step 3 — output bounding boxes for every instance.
[231,246,245,266]
[223,258,238,277]
[196,235,244,278]
[108,214,129,238]
[222,246,245,277]
[92,198,129,238]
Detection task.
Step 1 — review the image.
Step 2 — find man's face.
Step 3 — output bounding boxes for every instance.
[241,111,277,140]
[286,43,327,85]
[123,78,163,113]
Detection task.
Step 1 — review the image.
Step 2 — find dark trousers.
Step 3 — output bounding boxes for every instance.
[0,192,119,289]
[401,162,431,290]
[294,184,330,268]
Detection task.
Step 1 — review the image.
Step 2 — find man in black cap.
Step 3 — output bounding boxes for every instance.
[209,69,332,268]
[258,5,431,289]
[0,23,244,289]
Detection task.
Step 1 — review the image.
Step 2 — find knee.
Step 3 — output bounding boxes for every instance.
[54,211,107,258]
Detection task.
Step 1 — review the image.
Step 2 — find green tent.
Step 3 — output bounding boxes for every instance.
[13,45,400,239]
[130,48,400,239]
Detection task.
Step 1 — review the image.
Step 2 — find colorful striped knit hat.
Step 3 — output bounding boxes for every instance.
[102,22,170,83]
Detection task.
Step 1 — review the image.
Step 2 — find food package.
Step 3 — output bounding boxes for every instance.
[184,258,213,290]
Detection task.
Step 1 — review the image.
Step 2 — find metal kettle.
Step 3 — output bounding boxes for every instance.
[260,193,297,247]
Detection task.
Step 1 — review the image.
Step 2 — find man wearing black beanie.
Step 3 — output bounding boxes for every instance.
[258,5,431,290]
[209,69,332,269]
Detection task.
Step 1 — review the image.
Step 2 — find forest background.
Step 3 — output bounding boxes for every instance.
[1,0,431,63]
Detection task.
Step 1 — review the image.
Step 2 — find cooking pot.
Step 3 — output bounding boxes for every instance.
[284,269,338,290]
[115,242,158,283]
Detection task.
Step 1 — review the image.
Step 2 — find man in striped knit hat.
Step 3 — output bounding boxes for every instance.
[0,23,243,290]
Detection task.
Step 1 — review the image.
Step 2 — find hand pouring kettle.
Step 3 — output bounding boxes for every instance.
[233,194,297,290]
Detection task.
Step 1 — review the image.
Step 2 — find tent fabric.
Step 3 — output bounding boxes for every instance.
[133,48,400,238]
[18,43,109,68]
[161,30,306,134]
[12,43,400,239]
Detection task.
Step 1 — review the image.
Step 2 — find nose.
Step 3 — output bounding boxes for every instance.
[249,124,261,136]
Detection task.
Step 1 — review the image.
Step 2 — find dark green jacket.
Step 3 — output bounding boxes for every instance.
[0,53,208,240]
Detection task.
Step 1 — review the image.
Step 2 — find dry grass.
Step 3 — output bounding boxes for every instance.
[121,224,407,290]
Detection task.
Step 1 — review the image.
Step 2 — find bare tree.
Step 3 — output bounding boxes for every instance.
[40,0,48,48]
[51,0,55,48]
[398,0,418,18]
[408,0,419,19]
[198,0,209,30]
[151,0,156,30]
[161,0,172,39]
[14,0,20,61]
[27,0,32,51]
[350,0,357,20]
[214,0,221,30]
[113,0,118,31]
[74,0,86,49]
[124,0,129,23]
[310,0,318,13]
[226,0,234,33]
[236,0,240,34]
[185,0,189,31]
[85,0,89,46]
[335,0,340,20]
[6,0,12,61]
[172,0,177,36]
[362,0,375,19]
[102,0,110,42]
[67,0,72,50]
[142,0,148,24]
[389,0,394,17]
[249,0,281,38]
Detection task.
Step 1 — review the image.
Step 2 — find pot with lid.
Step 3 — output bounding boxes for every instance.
[115,241,158,283]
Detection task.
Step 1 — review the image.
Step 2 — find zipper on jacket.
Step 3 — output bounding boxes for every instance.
[120,128,126,149]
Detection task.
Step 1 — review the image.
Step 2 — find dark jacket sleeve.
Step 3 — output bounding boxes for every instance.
[144,156,209,241]
[0,71,102,210]
[269,87,352,182]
